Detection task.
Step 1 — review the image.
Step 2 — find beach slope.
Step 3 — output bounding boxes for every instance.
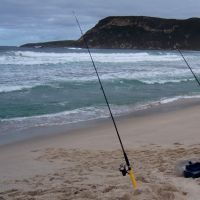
[1,101,200,199]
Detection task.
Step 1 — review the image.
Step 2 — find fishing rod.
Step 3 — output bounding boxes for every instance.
[73,12,137,189]
[175,46,200,87]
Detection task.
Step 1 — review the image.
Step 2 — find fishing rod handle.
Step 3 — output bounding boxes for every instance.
[129,168,138,188]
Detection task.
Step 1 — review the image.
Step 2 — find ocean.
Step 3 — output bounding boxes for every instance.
[1,46,200,143]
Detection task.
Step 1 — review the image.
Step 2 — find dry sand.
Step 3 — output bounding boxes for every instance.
[1,101,200,199]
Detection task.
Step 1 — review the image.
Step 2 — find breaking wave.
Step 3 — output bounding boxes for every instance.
[0,50,182,65]
[0,78,195,93]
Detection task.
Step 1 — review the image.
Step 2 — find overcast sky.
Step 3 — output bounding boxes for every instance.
[1,0,200,46]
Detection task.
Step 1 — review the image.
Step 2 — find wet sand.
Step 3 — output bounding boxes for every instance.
[1,100,200,199]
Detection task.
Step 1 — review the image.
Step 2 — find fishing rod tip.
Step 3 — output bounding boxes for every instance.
[174,43,181,49]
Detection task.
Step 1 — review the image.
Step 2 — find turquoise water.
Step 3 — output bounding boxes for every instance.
[1,47,200,136]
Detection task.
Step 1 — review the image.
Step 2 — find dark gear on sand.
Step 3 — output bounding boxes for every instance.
[184,161,200,178]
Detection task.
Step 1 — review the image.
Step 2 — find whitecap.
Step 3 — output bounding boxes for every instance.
[0,51,182,65]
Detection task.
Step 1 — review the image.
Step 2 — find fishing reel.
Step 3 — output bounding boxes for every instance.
[119,164,130,176]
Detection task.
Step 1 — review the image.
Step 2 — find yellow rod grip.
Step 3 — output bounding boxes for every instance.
[129,168,137,188]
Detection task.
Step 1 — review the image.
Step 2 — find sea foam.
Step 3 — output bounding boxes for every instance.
[0,51,182,65]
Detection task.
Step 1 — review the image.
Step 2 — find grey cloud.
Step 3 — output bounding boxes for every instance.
[1,0,200,45]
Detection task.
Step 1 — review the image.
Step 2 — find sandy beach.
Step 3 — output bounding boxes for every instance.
[1,100,200,199]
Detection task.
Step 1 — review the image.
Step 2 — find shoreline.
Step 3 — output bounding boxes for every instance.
[1,96,200,147]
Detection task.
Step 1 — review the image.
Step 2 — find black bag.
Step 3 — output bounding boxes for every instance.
[184,161,200,178]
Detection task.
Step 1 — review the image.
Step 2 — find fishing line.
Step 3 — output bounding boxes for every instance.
[176,47,200,87]
[73,12,137,188]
